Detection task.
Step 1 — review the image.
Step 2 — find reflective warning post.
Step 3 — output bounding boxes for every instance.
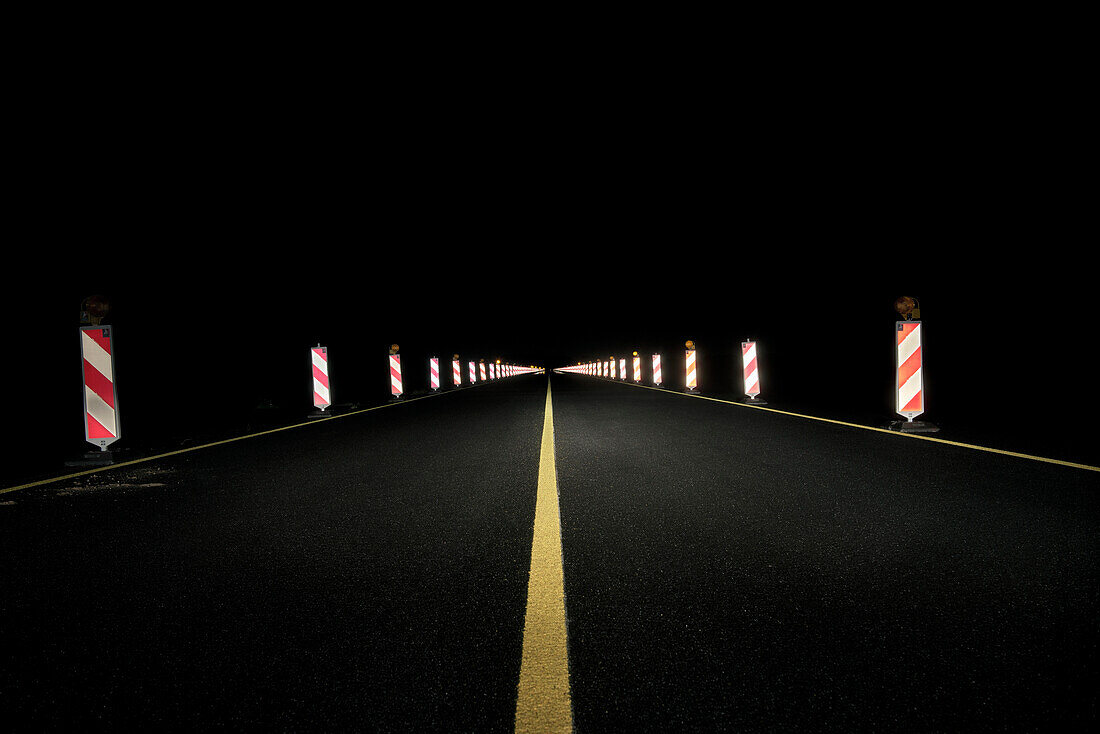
[741,340,766,404]
[891,320,938,432]
[389,344,403,398]
[80,325,121,451]
[684,340,698,392]
[312,345,331,411]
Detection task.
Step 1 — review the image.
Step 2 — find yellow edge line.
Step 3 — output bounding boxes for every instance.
[515,378,573,733]
[0,387,474,496]
[586,376,1099,474]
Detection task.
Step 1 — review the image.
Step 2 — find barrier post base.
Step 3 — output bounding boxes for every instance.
[743,396,768,405]
[65,449,120,467]
[888,419,939,434]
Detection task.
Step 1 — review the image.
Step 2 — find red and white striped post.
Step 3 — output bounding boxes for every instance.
[896,322,923,419]
[79,325,120,451]
[469,360,477,383]
[453,355,462,388]
[389,344,403,398]
[893,320,937,431]
[685,340,698,392]
[312,345,331,411]
[652,353,662,386]
[741,339,765,404]
[610,357,616,380]
[429,356,440,391]
[479,360,487,382]
[632,352,641,383]
[618,358,626,381]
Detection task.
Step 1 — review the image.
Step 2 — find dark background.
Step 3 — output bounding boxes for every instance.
[6,22,1093,483]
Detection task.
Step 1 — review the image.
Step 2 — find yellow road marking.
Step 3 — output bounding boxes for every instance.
[614,379,1099,473]
[515,379,573,733]
[0,391,452,496]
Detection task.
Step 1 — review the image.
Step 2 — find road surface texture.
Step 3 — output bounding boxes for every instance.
[2,373,1096,731]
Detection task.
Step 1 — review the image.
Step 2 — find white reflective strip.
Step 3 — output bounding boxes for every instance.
[81,331,113,381]
[898,367,922,409]
[315,383,331,403]
[898,325,921,364]
[744,342,757,363]
[312,350,328,373]
[745,368,759,392]
[85,385,117,436]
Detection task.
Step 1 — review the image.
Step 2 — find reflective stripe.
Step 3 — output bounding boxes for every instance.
[81,330,114,382]
[85,385,117,438]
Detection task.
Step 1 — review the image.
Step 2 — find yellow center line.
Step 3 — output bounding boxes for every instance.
[515,379,573,733]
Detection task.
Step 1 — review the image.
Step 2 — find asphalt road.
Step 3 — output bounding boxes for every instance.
[2,373,1097,731]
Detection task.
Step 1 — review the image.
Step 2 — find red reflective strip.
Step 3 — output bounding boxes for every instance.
[85,412,115,438]
[85,328,112,355]
[83,358,115,409]
[744,356,757,376]
[312,364,329,389]
[897,322,918,344]
[313,391,330,406]
[898,346,922,388]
